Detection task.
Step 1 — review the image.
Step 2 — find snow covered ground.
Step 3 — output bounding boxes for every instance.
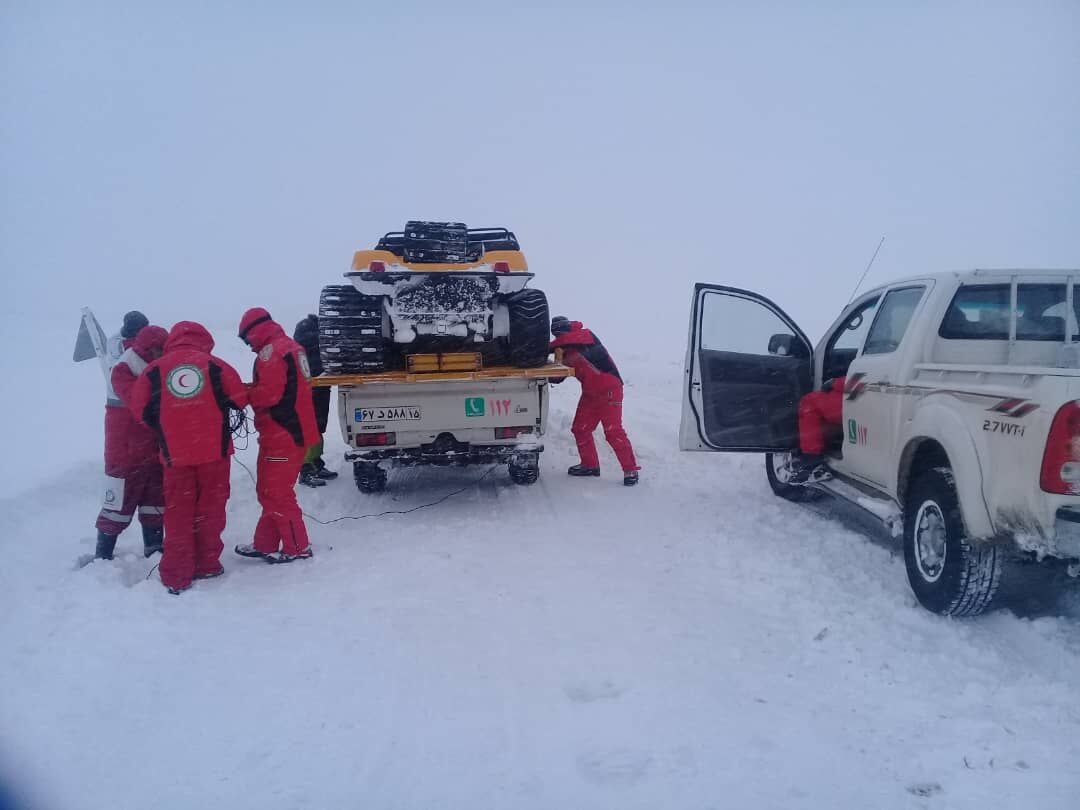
[2,350,1080,810]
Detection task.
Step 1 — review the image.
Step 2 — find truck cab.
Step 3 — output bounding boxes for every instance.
[680,271,1080,616]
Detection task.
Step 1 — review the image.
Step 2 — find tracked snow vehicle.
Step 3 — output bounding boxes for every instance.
[318,222,550,374]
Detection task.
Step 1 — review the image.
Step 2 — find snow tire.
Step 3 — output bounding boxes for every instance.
[318,285,389,374]
[509,454,540,485]
[903,466,1002,617]
[319,285,382,318]
[505,288,550,368]
[764,452,822,501]
[353,462,387,494]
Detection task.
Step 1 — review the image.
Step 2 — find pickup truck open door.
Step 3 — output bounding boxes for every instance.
[680,284,814,452]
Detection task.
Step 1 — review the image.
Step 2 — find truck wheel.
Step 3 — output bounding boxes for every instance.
[353,462,387,494]
[319,285,388,373]
[765,452,821,501]
[505,289,550,368]
[903,467,1002,616]
[509,455,540,485]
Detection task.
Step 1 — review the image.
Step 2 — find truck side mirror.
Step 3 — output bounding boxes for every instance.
[768,333,796,356]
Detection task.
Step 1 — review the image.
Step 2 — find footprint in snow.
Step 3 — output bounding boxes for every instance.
[563,679,624,703]
[906,782,943,797]
[577,748,653,787]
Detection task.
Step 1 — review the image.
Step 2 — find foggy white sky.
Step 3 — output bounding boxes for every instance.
[1,1,1078,488]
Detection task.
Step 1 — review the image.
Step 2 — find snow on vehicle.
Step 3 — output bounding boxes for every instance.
[313,360,572,492]
[680,269,1080,616]
[318,222,550,374]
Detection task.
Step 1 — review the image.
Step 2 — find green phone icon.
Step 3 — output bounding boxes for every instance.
[465,397,485,417]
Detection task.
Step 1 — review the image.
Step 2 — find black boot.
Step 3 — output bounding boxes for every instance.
[567,464,601,477]
[787,454,829,485]
[313,462,336,481]
[95,531,118,560]
[624,471,639,486]
[142,525,164,558]
[299,464,327,488]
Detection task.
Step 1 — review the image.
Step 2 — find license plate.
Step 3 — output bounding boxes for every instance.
[355,405,421,422]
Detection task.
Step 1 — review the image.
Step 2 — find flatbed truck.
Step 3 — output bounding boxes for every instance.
[312,359,573,492]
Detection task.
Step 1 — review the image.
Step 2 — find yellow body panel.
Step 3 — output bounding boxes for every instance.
[350,249,529,273]
[311,362,573,387]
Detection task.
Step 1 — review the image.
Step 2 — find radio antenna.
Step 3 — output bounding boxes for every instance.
[847,236,885,304]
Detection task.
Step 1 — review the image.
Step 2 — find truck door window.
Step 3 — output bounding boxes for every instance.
[863,286,926,355]
[822,296,879,380]
[940,284,1010,339]
[699,292,802,357]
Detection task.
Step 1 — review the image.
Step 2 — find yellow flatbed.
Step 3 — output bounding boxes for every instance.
[312,362,574,388]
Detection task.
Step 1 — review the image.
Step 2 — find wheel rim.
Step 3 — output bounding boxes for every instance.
[771,453,794,484]
[914,500,947,582]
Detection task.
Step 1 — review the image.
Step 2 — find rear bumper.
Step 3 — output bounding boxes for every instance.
[1053,507,1080,558]
[347,443,542,467]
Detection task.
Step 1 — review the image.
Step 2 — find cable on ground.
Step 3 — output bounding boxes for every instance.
[228,410,501,524]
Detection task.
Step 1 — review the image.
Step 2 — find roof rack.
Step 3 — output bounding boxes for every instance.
[375,223,520,262]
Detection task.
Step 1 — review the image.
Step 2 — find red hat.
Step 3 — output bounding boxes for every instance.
[136,326,169,360]
[239,307,273,344]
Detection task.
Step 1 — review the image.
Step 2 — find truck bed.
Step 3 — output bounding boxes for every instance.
[312,362,574,387]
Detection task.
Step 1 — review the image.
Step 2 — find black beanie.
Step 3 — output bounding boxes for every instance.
[121,311,149,339]
[551,315,572,336]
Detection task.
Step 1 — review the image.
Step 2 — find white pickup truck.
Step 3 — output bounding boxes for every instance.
[680,269,1080,616]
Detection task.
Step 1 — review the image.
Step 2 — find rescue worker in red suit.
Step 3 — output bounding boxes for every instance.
[790,376,847,483]
[130,322,249,594]
[549,316,640,486]
[95,324,168,560]
[233,308,320,563]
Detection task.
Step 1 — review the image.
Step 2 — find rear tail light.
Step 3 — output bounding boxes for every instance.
[492,261,510,274]
[1041,401,1080,493]
[495,426,533,439]
[369,261,386,273]
[356,432,396,447]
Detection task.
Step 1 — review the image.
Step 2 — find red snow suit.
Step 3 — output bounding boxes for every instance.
[130,322,249,590]
[798,377,847,456]
[97,326,168,536]
[550,322,639,473]
[239,308,319,556]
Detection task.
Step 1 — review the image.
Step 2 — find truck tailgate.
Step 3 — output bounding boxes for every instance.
[319,363,573,444]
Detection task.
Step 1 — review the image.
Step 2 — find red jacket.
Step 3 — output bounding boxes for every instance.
[105,326,168,474]
[550,322,624,396]
[239,308,319,453]
[130,321,249,467]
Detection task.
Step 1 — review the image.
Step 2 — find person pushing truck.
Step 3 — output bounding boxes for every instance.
[549,316,640,486]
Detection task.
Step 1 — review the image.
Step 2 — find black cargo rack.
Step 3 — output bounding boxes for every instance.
[376,223,520,263]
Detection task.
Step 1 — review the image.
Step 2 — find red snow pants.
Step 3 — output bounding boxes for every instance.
[798,387,845,455]
[252,446,310,556]
[96,464,165,535]
[160,459,231,590]
[572,386,639,472]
